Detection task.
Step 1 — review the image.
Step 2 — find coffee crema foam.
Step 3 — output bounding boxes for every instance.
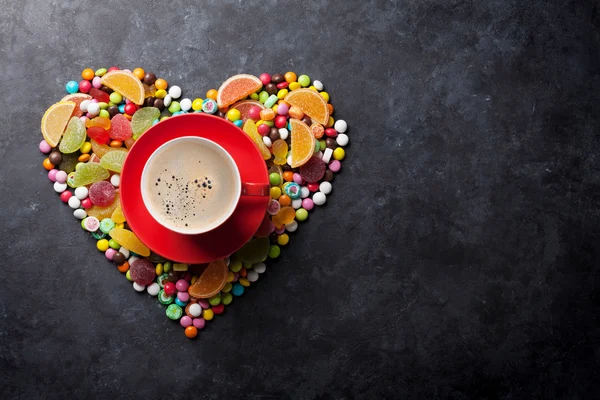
[144,140,238,230]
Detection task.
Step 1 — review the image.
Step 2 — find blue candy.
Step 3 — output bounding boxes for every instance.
[202,99,218,114]
[65,81,79,94]
[175,298,187,307]
[232,283,244,297]
[118,104,125,114]
[233,120,243,128]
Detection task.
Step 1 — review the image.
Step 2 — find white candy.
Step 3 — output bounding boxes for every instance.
[163,94,172,107]
[74,186,88,200]
[292,198,302,209]
[313,192,327,206]
[225,257,230,267]
[285,220,298,232]
[253,263,267,274]
[188,303,202,317]
[87,102,100,117]
[278,128,289,140]
[120,247,130,259]
[147,283,160,296]
[68,196,81,209]
[128,255,139,264]
[336,133,349,147]
[133,282,145,292]
[179,98,192,111]
[110,174,120,187]
[300,187,310,199]
[79,100,90,113]
[73,209,87,219]
[313,80,324,91]
[247,270,259,282]
[287,155,293,166]
[168,85,182,99]
[53,182,67,193]
[322,148,333,163]
[262,136,272,147]
[319,181,332,195]
[334,119,347,133]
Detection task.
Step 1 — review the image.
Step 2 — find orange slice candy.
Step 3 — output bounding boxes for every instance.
[284,88,329,125]
[217,74,263,108]
[60,93,92,117]
[289,119,316,168]
[100,70,145,105]
[108,227,150,257]
[187,259,228,299]
[242,119,271,160]
[41,101,76,147]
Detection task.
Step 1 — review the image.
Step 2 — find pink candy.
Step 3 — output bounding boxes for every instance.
[177,291,189,303]
[292,173,304,185]
[277,103,289,115]
[105,248,117,260]
[55,170,68,184]
[193,318,206,329]
[175,279,189,292]
[180,316,192,327]
[48,169,58,182]
[302,198,315,210]
[198,299,210,309]
[329,160,342,172]
[39,140,52,153]
[92,76,102,89]
[79,80,91,93]
[248,106,261,121]
[259,73,271,86]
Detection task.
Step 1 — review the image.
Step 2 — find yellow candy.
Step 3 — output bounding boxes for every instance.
[239,278,250,287]
[226,271,235,283]
[277,89,288,99]
[108,228,150,257]
[155,263,163,275]
[155,89,167,99]
[270,186,281,199]
[111,204,126,224]
[277,233,289,246]
[191,275,198,285]
[203,309,214,321]
[289,82,301,91]
[192,98,203,111]
[80,142,92,154]
[173,263,188,271]
[271,139,288,166]
[115,223,124,229]
[309,86,318,92]
[333,147,345,160]
[326,116,335,128]
[96,239,109,252]
[320,91,330,102]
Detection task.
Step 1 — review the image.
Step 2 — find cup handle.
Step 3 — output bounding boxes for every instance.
[241,182,270,196]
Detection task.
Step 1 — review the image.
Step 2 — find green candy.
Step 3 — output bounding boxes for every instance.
[165,304,182,320]
[109,92,122,104]
[108,239,120,250]
[222,292,233,305]
[159,290,174,305]
[295,208,308,222]
[125,270,132,281]
[264,94,278,108]
[229,259,242,273]
[163,261,172,273]
[95,68,107,77]
[258,91,269,104]
[131,107,160,139]
[168,101,181,114]
[91,231,106,240]
[98,110,110,119]
[208,293,221,306]
[100,218,115,234]
[298,75,311,87]
[268,244,281,259]
[157,274,169,288]
[250,92,259,100]
[269,172,281,186]
[98,102,109,110]
[319,140,326,151]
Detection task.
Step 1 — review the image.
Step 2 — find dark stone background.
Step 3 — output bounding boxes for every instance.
[1,0,599,398]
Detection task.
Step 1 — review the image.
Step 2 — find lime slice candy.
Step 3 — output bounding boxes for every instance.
[58,117,86,154]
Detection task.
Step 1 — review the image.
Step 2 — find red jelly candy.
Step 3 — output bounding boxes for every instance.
[89,88,110,103]
[88,181,116,206]
[87,126,110,144]
[299,156,326,183]
[109,114,133,140]
[130,259,156,286]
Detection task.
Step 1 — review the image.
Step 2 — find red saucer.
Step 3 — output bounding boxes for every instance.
[120,113,269,263]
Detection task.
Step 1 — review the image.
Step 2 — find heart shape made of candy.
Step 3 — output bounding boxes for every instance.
[39,67,349,339]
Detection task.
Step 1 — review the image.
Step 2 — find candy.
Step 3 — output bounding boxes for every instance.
[108,114,133,141]
[187,259,228,299]
[271,139,288,165]
[299,156,326,183]
[289,119,315,168]
[72,162,109,187]
[88,181,116,207]
[272,206,296,229]
[41,101,76,148]
[242,119,271,160]
[100,70,144,105]
[216,74,263,108]
[283,182,301,199]
[108,228,150,257]
[83,216,100,232]
[130,259,156,285]
[73,209,87,219]
[131,107,160,139]
[284,89,329,125]
[99,218,116,234]
[99,150,127,173]
[60,93,92,118]
[329,160,342,172]
[111,204,126,224]
[147,283,160,296]
[166,304,183,320]
[86,194,120,220]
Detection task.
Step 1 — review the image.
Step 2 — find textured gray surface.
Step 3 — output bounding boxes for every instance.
[1,0,600,398]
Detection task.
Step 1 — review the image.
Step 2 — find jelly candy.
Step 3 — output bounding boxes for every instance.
[272,206,296,228]
[216,74,263,108]
[130,259,156,285]
[111,204,126,224]
[230,100,265,122]
[87,126,110,145]
[109,114,133,140]
[86,116,111,130]
[87,194,119,220]
[58,117,86,154]
[89,88,110,103]
[284,88,329,125]
[242,119,271,160]
[143,83,157,98]
[311,124,325,139]
[58,153,80,173]
[131,107,160,139]
[299,156,326,183]
[90,138,114,158]
[271,139,288,166]
[88,153,101,163]
[41,101,76,148]
[100,150,127,173]
[235,237,270,264]
[60,93,92,118]
[259,108,276,121]
[108,228,150,257]
[100,70,145,105]
[88,181,116,207]
[72,162,109,187]
[187,259,228,299]
[289,118,315,168]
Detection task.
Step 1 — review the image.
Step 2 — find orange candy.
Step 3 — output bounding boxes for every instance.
[327,103,334,115]
[284,88,330,125]
[42,158,54,170]
[78,154,90,162]
[216,74,263,108]
[311,124,325,139]
[284,72,297,83]
[81,68,94,80]
[278,194,291,207]
[109,140,123,148]
[289,119,316,168]
[288,106,304,120]
[272,206,296,228]
[86,116,111,130]
[271,139,288,165]
[101,70,145,105]
[155,78,168,90]
[206,89,218,101]
[185,326,198,339]
[187,259,228,299]
[117,262,129,273]
[132,68,145,80]
[259,108,276,121]
[283,171,294,182]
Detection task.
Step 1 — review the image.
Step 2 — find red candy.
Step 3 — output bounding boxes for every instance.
[109,114,133,140]
[79,80,92,94]
[307,182,319,192]
[325,128,337,138]
[164,282,176,296]
[90,88,110,103]
[88,181,116,206]
[130,259,156,286]
[274,115,287,129]
[212,304,225,315]
[87,126,110,144]
[259,73,271,86]
[108,66,119,72]
[81,198,93,209]
[60,191,72,203]
[124,103,137,115]
[257,123,270,136]
[299,156,326,183]
[248,106,261,121]
[276,82,289,89]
